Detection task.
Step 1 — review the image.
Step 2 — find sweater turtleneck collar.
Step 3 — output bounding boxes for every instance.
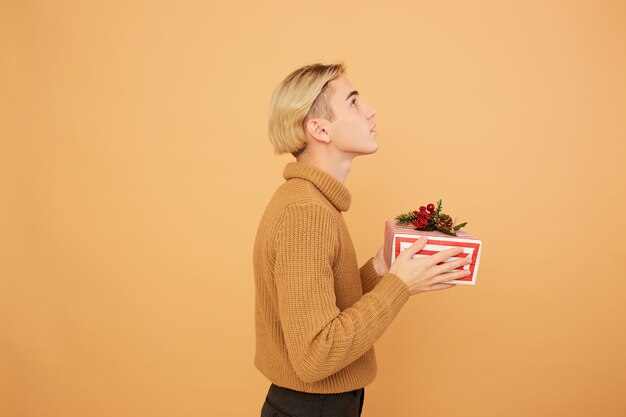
[283,162,352,212]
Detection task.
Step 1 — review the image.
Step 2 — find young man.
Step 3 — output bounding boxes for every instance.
[253,63,471,417]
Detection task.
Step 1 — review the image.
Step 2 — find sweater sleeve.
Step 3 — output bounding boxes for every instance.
[359,257,383,294]
[273,203,410,384]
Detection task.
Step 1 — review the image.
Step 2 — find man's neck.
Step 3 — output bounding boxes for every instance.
[296,152,353,184]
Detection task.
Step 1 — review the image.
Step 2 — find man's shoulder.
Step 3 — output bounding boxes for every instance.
[257,179,338,239]
[264,181,340,247]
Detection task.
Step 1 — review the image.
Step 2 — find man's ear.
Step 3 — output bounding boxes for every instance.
[304,118,331,144]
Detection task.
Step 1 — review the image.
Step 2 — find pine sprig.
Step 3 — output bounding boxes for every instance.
[395,211,417,226]
[434,199,443,218]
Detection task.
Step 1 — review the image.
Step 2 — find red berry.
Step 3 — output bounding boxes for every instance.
[416,217,429,228]
[427,203,435,213]
[419,206,427,212]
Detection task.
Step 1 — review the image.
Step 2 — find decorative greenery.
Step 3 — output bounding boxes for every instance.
[394,199,468,236]
[395,211,419,225]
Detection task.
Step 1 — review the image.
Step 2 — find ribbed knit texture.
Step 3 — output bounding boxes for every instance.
[253,161,410,394]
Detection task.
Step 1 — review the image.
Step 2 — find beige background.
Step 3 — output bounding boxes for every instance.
[2,1,625,416]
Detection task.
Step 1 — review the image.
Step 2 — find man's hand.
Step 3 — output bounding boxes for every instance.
[372,245,390,276]
[389,236,471,295]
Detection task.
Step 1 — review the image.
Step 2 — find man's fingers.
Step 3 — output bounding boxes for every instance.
[427,247,465,265]
[431,256,471,276]
[399,236,428,259]
[433,269,471,284]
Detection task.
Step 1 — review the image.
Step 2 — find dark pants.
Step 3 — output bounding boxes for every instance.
[261,384,365,417]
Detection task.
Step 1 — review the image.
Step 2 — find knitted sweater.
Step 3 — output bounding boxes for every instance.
[253,161,410,394]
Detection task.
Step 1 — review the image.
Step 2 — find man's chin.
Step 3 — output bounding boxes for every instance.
[345,140,379,157]
[366,141,380,154]
[355,146,379,157]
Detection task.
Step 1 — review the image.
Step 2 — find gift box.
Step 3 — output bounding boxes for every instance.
[384,218,482,285]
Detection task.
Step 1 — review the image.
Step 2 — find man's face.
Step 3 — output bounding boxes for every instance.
[323,75,378,157]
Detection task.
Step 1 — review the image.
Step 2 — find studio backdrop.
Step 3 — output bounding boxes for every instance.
[1,1,625,416]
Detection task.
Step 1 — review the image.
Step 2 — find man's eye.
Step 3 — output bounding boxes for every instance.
[351,98,358,107]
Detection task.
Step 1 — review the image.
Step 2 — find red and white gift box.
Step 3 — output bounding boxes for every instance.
[384,218,483,285]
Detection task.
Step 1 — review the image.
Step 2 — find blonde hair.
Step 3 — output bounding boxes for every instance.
[268,63,345,157]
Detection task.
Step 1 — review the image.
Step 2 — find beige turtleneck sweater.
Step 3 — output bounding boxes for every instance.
[253,161,410,394]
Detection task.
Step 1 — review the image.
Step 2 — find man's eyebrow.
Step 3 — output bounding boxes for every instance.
[345,90,359,101]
